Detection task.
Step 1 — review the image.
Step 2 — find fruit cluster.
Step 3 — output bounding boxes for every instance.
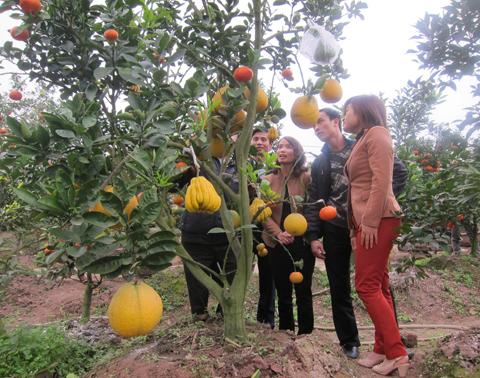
[185,176,221,213]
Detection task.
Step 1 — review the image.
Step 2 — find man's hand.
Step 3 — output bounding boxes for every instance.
[276,231,294,245]
[311,239,325,259]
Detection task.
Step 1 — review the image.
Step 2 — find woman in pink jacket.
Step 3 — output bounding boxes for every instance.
[343,95,409,377]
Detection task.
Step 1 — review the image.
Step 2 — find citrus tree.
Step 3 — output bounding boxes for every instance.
[0,0,365,339]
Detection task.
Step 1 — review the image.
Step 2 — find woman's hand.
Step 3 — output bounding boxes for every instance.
[277,231,294,245]
[360,224,378,249]
[310,240,325,259]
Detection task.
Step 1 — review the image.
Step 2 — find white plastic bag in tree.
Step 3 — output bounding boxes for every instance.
[299,24,341,65]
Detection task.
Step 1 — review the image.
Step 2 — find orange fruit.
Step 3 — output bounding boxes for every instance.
[212,86,229,112]
[320,79,342,103]
[447,221,455,230]
[290,95,319,129]
[210,137,226,158]
[256,243,266,252]
[104,28,119,42]
[424,165,435,172]
[243,86,269,113]
[289,271,303,284]
[258,248,268,257]
[267,127,279,141]
[233,66,253,82]
[43,247,54,256]
[19,0,42,14]
[175,161,188,169]
[0,128,8,135]
[9,89,23,101]
[230,110,247,132]
[319,205,337,221]
[283,213,308,236]
[457,214,465,222]
[10,26,30,41]
[281,68,293,79]
[172,194,184,206]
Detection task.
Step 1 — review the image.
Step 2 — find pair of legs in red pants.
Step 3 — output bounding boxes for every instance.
[354,217,407,360]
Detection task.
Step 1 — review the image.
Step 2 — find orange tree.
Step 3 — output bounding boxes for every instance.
[0,0,365,339]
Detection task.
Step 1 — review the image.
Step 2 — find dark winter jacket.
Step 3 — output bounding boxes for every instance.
[304,138,408,242]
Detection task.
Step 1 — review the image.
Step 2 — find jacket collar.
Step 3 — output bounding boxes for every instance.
[321,135,354,153]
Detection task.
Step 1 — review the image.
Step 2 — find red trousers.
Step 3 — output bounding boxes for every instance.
[354,217,406,359]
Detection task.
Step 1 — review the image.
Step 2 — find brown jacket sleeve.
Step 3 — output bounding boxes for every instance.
[362,127,393,228]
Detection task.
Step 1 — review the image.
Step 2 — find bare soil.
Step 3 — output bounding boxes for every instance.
[1,234,480,378]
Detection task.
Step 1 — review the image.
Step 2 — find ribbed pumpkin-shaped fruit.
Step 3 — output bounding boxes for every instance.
[185,176,221,213]
[289,271,304,284]
[320,79,342,104]
[107,281,163,338]
[319,205,337,221]
[290,96,319,129]
[249,198,272,223]
[243,86,269,113]
[283,213,308,236]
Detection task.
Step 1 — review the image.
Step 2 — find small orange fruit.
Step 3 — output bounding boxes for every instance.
[281,67,293,79]
[20,0,42,14]
[320,79,343,104]
[172,194,184,206]
[289,271,303,284]
[447,221,455,230]
[258,248,268,257]
[0,128,8,135]
[104,28,119,42]
[319,205,337,221]
[43,247,54,256]
[283,213,308,236]
[267,127,279,141]
[256,243,266,252]
[9,89,23,101]
[233,66,253,82]
[10,26,30,41]
[457,214,465,222]
[175,161,188,169]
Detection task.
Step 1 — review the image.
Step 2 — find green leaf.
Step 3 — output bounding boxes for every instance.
[93,67,114,80]
[56,129,76,139]
[83,212,118,228]
[85,83,98,101]
[82,115,97,129]
[139,203,161,224]
[130,148,152,173]
[13,188,40,208]
[46,249,65,265]
[83,256,128,275]
[207,227,227,234]
[76,243,122,270]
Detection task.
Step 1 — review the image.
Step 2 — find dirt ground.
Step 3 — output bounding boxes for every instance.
[1,232,480,378]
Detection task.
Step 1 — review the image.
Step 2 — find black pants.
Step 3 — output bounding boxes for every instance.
[182,241,236,315]
[323,222,360,347]
[256,248,276,327]
[270,240,315,335]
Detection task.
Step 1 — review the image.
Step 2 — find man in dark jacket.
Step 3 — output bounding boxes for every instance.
[181,158,237,321]
[305,108,407,359]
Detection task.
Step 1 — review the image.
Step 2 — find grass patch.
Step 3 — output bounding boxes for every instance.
[146,267,188,311]
[0,324,104,378]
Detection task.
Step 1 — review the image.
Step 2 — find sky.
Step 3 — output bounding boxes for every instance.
[0,0,474,156]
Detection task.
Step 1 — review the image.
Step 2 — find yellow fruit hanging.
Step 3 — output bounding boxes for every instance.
[107,281,163,338]
[283,213,308,236]
[230,110,247,133]
[210,137,226,158]
[267,127,279,141]
[249,198,272,223]
[243,86,269,113]
[185,176,221,213]
[212,85,229,112]
[290,95,319,129]
[320,79,343,104]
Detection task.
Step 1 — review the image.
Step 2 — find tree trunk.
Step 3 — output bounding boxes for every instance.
[222,297,247,341]
[465,221,478,257]
[81,273,94,323]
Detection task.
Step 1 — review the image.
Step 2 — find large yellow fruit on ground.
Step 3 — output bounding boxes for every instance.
[243,86,269,113]
[283,213,308,236]
[290,96,319,129]
[107,281,163,338]
[320,79,342,103]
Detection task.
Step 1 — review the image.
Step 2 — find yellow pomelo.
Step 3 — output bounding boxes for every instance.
[290,96,319,129]
[243,86,269,113]
[107,281,163,338]
[283,213,308,236]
